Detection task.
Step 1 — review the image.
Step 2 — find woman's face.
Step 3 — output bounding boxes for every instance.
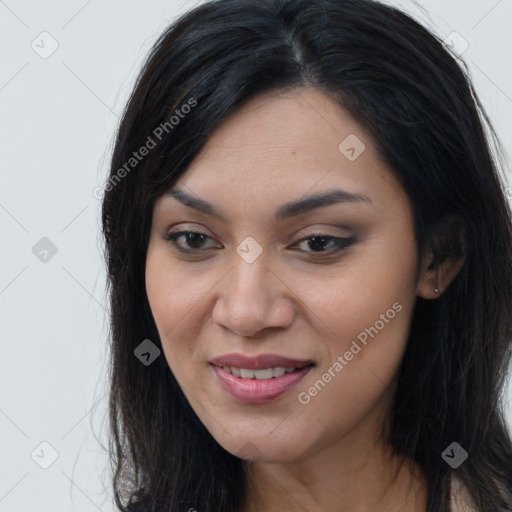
[145,88,426,463]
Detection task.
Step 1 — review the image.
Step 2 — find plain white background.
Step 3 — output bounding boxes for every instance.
[1,1,511,510]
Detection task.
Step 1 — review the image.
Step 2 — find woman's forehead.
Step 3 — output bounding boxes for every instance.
[165,89,403,203]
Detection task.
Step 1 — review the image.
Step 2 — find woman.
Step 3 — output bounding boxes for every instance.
[101,0,512,510]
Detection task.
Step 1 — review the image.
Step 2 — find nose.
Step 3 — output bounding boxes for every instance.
[211,253,296,338]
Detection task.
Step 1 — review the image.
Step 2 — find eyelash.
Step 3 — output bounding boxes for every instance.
[163,230,355,257]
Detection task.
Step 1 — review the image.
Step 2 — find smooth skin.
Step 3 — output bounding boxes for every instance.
[145,87,464,512]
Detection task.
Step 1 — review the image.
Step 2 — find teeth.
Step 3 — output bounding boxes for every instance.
[273,367,286,377]
[254,368,274,380]
[222,366,298,380]
[240,368,255,379]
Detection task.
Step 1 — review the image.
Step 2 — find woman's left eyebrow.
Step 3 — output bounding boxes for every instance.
[165,188,372,222]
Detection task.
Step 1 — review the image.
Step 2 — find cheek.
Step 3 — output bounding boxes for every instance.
[295,232,417,349]
[145,245,225,376]
[283,294,414,461]
[145,247,197,366]
[288,235,417,410]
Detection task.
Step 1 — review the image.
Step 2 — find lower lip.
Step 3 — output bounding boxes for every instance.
[211,365,313,404]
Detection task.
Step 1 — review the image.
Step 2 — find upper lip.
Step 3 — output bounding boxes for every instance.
[210,353,314,370]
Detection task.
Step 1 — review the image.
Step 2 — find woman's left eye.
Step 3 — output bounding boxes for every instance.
[163,231,355,256]
[291,234,355,255]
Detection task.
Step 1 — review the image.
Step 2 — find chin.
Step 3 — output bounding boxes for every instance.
[216,432,308,463]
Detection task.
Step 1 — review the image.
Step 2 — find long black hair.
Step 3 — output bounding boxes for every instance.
[101,0,512,510]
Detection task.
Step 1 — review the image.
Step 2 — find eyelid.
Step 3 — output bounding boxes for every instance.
[292,224,355,240]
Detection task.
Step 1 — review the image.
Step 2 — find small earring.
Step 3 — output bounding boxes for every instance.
[434,287,440,294]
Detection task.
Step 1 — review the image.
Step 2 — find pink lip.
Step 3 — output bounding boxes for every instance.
[210,354,314,404]
[209,353,313,370]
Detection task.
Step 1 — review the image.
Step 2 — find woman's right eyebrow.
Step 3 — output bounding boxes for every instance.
[165,188,372,222]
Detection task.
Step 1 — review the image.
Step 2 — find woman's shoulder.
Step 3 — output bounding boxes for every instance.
[450,474,512,511]
[449,475,478,512]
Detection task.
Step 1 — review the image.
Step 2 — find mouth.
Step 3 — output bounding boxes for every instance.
[219,366,305,379]
[209,353,315,404]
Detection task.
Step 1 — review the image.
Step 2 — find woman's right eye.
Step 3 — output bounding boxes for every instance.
[163,231,220,253]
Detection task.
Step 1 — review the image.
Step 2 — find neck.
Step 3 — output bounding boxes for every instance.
[242,429,427,512]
